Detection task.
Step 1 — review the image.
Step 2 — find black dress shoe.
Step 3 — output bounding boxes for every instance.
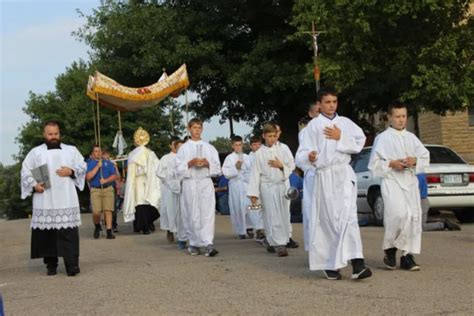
[286,238,299,248]
[66,266,80,277]
[47,268,57,276]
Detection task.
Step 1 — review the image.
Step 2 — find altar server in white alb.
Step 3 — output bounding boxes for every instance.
[247,136,265,242]
[368,101,430,271]
[175,118,221,257]
[222,135,253,239]
[247,122,295,257]
[156,137,187,249]
[21,120,86,277]
[296,89,372,280]
[296,100,320,251]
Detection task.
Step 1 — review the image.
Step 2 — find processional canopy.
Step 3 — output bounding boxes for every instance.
[86,64,189,112]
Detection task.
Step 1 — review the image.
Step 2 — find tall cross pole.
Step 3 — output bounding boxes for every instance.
[311,20,322,94]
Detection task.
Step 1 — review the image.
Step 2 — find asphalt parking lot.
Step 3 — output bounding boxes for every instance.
[0,213,472,315]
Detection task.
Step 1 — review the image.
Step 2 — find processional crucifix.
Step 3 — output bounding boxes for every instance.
[312,21,321,93]
[304,21,325,95]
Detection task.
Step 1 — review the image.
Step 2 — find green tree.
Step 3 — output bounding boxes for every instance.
[292,0,473,116]
[0,163,31,219]
[209,137,232,153]
[77,0,472,149]
[76,0,315,150]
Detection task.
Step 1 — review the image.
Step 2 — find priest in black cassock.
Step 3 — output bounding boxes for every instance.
[20,120,87,276]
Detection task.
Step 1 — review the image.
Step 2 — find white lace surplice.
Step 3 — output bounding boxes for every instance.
[21,144,87,230]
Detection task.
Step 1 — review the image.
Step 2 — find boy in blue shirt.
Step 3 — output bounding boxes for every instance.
[417,173,460,231]
[87,145,117,239]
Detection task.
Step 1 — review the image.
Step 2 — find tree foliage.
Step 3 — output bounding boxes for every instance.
[76,0,472,152]
[209,137,232,153]
[0,163,31,219]
[292,0,473,114]
[76,0,315,150]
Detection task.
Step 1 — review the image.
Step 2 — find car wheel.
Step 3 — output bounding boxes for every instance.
[371,190,384,226]
[453,209,474,223]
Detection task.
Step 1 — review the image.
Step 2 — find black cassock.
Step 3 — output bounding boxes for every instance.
[31,227,79,269]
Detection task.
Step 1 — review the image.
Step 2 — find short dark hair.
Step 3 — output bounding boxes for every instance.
[317,88,337,101]
[188,117,203,128]
[90,144,100,154]
[249,135,261,144]
[42,120,60,130]
[387,100,407,115]
[169,136,181,145]
[174,139,184,146]
[231,135,243,143]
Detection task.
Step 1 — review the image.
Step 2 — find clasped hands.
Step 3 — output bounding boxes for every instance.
[188,158,210,168]
[390,157,417,171]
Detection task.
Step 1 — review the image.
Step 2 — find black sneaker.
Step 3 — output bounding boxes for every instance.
[113,226,118,233]
[239,234,246,240]
[205,244,219,257]
[255,230,266,242]
[106,229,116,239]
[351,259,372,280]
[286,238,299,249]
[383,248,397,270]
[246,229,255,238]
[444,219,461,231]
[324,270,342,280]
[93,225,101,239]
[262,238,275,253]
[400,254,420,271]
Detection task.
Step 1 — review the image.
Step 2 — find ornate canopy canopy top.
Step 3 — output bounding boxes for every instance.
[87,64,189,112]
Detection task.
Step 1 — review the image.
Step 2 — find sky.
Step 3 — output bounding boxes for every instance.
[0,0,250,166]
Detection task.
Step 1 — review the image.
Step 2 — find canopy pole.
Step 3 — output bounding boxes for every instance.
[185,89,189,135]
[117,110,122,132]
[169,101,175,135]
[95,93,104,189]
[91,101,98,144]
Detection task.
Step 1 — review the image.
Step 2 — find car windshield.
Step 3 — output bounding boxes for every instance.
[427,146,466,164]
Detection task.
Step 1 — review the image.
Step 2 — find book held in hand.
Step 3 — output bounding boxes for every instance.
[31,164,51,189]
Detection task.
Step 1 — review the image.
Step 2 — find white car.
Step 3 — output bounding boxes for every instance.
[351,145,474,224]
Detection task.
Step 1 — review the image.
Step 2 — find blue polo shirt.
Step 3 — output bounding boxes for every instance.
[289,171,304,200]
[417,173,428,199]
[87,159,116,188]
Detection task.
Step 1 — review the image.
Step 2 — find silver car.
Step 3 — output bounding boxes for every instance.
[351,145,474,225]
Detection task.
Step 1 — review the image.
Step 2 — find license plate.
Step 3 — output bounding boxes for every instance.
[443,174,462,184]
